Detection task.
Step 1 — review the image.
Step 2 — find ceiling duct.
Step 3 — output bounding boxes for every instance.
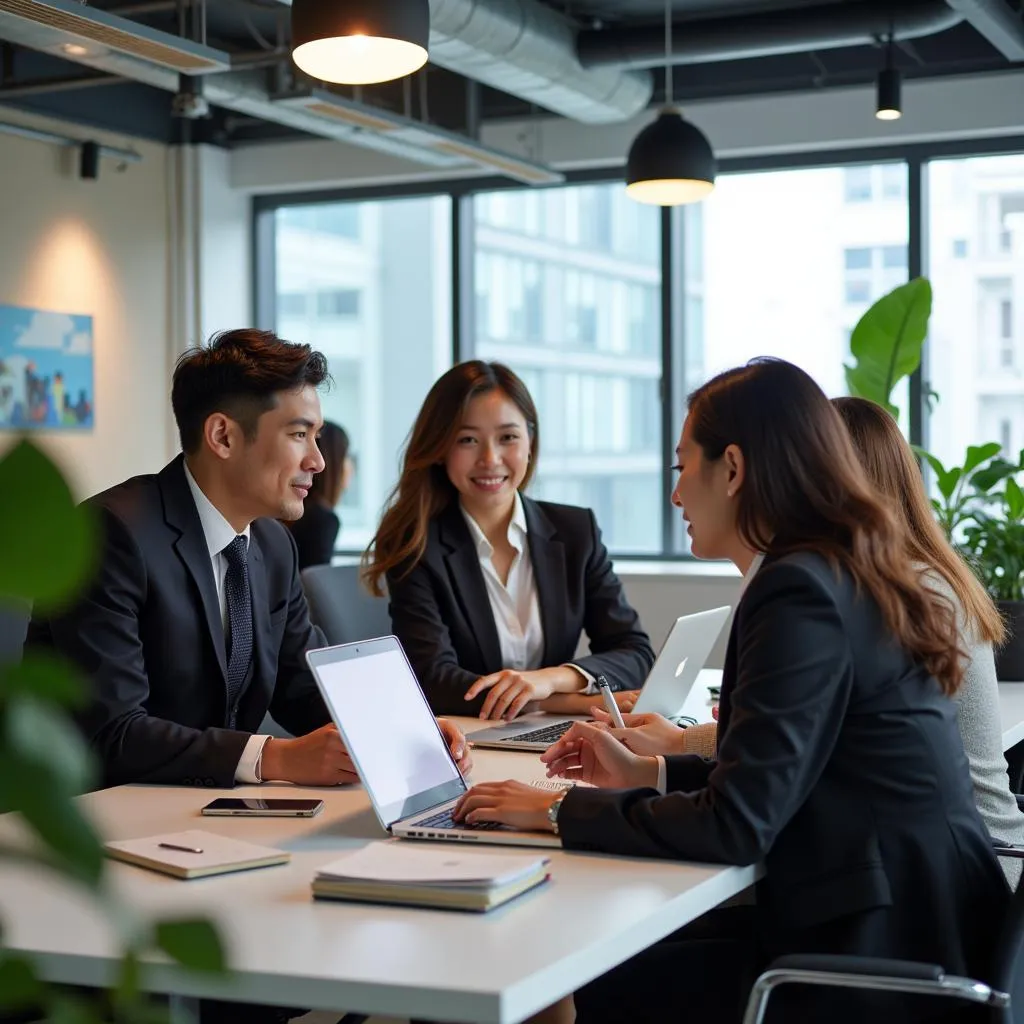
[267,0,653,125]
[0,0,231,74]
[577,0,965,69]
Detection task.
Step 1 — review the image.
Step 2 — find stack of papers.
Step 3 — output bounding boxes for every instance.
[312,841,550,912]
[105,830,290,879]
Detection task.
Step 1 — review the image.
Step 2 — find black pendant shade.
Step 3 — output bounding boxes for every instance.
[876,66,902,121]
[291,0,430,85]
[626,109,716,206]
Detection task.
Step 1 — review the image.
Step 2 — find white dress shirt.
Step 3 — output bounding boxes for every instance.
[183,463,268,784]
[654,552,765,793]
[460,492,545,671]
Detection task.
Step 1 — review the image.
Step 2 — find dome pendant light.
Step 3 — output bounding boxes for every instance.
[875,30,902,121]
[626,0,715,206]
[291,0,430,86]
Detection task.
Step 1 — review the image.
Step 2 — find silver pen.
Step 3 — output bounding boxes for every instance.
[595,674,627,729]
[158,841,204,854]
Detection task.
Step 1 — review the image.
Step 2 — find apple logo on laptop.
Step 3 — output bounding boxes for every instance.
[674,657,688,678]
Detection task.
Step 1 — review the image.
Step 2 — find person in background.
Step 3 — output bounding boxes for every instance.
[288,420,352,570]
[362,360,654,719]
[453,357,1008,1023]
[834,395,1024,884]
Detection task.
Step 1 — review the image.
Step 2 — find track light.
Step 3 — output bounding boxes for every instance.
[625,0,715,206]
[875,31,902,121]
[291,0,430,86]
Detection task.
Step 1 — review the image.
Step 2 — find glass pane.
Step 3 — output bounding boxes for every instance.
[473,183,662,553]
[926,153,1024,472]
[275,196,453,551]
[685,162,910,409]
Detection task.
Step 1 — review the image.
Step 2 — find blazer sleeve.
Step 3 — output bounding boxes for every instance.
[54,508,249,788]
[557,561,854,863]
[568,510,655,690]
[387,561,483,715]
[267,529,332,737]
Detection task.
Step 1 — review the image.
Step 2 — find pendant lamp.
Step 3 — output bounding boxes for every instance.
[291,0,430,86]
[626,0,715,206]
[875,32,902,121]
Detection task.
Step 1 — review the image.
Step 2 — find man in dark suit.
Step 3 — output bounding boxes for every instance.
[31,329,469,791]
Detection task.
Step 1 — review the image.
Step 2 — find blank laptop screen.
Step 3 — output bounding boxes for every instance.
[310,642,464,826]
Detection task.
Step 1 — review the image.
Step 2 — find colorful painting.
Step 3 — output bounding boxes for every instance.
[0,304,94,431]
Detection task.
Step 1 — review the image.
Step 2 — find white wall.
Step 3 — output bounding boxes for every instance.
[0,107,173,499]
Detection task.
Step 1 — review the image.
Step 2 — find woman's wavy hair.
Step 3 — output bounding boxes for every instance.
[362,361,538,596]
[687,358,964,694]
[833,395,1005,648]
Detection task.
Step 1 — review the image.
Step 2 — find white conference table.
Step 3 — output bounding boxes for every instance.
[0,711,757,1024]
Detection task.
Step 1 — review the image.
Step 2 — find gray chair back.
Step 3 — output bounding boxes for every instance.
[300,563,391,646]
[0,599,30,667]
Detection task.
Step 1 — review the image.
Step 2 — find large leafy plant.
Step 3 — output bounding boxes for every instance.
[0,438,225,1022]
[919,444,1024,602]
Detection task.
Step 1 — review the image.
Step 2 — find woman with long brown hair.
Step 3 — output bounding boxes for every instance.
[453,358,1007,1023]
[834,395,1024,880]
[363,360,653,718]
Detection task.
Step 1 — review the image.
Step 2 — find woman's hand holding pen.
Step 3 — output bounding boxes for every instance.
[541,721,659,790]
[589,707,687,756]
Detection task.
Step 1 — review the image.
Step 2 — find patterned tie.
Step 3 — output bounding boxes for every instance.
[222,535,253,728]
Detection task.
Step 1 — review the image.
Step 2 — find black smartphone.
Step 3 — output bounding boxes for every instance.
[201,798,324,817]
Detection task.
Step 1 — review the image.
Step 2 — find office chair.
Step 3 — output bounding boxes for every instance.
[742,849,1024,1023]
[300,564,391,647]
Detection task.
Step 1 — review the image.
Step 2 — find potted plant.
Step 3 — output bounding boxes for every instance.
[846,280,1024,680]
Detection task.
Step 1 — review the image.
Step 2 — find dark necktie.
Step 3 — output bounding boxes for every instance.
[223,535,253,727]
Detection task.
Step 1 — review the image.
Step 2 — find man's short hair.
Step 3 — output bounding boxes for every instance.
[171,329,330,454]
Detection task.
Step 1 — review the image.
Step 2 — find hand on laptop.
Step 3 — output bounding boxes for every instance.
[465,666,587,720]
[452,780,560,832]
[437,718,473,774]
[261,723,359,786]
[589,708,686,756]
[541,722,659,790]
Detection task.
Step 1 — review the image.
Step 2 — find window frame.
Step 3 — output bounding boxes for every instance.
[252,134,1024,559]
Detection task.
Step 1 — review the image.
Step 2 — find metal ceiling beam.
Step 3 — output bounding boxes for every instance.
[0,71,121,96]
[943,0,1024,59]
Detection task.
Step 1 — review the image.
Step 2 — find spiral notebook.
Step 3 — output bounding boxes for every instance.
[105,829,290,879]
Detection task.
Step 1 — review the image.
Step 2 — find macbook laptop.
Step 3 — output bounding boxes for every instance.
[306,636,560,848]
[467,605,732,752]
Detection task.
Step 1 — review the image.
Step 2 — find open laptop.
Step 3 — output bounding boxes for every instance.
[306,636,560,848]
[467,605,732,752]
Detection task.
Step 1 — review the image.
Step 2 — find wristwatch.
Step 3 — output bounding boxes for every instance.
[547,792,568,835]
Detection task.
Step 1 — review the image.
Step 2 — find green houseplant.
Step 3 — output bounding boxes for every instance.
[0,437,225,1023]
[846,279,1024,679]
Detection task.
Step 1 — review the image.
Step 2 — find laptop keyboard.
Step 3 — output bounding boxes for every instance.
[496,721,572,745]
[415,808,510,831]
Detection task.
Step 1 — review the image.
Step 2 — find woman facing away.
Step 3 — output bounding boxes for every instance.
[452,357,1009,1023]
[362,360,654,719]
[288,421,352,571]
[593,395,1024,887]
[834,395,1024,883]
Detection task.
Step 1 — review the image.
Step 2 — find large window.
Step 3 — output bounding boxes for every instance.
[256,142,1024,559]
[926,153,1024,472]
[690,163,909,405]
[473,183,662,553]
[274,196,452,550]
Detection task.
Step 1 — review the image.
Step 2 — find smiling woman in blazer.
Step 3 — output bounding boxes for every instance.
[453,358,1008,1023]
[362,360,654,720]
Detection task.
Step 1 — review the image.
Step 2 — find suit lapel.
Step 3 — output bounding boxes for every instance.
[438,504,503,670]
[247,532,269,693]
[523,498,567,667]
[159,456,228,683]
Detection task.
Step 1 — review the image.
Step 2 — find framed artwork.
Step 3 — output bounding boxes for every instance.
[0,304,94,431]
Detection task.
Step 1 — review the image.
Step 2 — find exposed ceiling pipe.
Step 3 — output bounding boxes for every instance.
[943,0,1024,60]
[577,0,965,70]
[267,0,653,125]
